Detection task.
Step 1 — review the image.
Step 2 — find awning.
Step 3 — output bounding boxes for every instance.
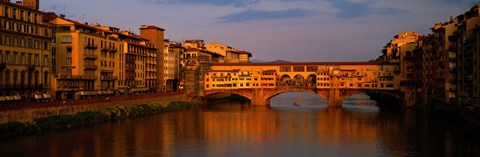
[34,94,43,99]
[6,96,14,101]
[0,96,6,101]
[14,96,22,100]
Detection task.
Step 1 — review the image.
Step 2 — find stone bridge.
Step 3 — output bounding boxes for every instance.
[196,62,410,107]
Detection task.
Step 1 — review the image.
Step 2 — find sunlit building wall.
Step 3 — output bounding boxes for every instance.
[117,31,157,93]
[139,25,165,92]
[48,15,121,99]
[163,39,183,91]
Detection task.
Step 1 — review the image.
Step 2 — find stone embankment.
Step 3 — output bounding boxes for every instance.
[0,92,200,137]
[0,92,188,124]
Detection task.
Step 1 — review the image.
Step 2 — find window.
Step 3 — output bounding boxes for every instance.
[61,36,72,42]
[4,6,9,17]
[34,40,38,48]
[12,53,17,64]
[34,55,39,65]
[66,47,72,54]
[12,8,16,20]
[5,35,10,45]
[20,10,24,21]
[66,58,71,65]
[44,55,48,66]
[21,53,25,64]
[5,52,10,63]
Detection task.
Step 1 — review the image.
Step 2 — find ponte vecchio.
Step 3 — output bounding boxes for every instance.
[198,62,409,107]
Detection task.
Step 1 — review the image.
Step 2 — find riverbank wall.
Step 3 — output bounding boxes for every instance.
[0,101,200,138]
[0,93,187,124]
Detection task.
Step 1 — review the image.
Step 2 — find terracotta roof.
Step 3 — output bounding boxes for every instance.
[42,12,58,22]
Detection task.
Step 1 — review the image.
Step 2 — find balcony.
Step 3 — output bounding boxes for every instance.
[448,34,456,42]
[109,47,118,52]
[28,65,36,71]
[84,65,98,70]
[84,43,98,49]
[100,76,118,80]
[83,53,98,60]
[449,88,457,92]
[448,45,457,52]
[449,57,456,63]
[449,79,457,83]
[58,75,98,80]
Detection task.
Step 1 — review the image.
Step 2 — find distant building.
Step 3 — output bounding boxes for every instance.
[164,39,183,91]
[205,42,251,63]
[0,0,53,102]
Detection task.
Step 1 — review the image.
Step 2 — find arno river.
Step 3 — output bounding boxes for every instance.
[1,93,480,157]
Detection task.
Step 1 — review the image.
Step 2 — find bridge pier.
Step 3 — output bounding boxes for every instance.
[251,89,270,106]
[328,88,342,107]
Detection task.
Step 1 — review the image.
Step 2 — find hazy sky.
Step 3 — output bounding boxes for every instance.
[40,0,473,62]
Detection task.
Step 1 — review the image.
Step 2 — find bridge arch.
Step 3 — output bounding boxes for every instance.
[306,74,316,86]
[293,74,305,86]
[203,91,254,102]
[279,74,291,86]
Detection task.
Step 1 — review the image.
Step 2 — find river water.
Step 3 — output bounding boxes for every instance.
[1,93,480,157]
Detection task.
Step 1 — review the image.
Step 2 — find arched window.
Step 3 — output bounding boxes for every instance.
[5,69,10,87]
[34,71,39,88]
[20,71,25,87]
[13,70,18,86]
[43,71,49,85]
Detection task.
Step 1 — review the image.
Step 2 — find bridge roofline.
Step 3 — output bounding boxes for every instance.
[212,62,399,66]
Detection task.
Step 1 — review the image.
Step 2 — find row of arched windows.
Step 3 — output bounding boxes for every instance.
[0,69,49,88]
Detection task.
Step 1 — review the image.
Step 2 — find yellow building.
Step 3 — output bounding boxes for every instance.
[0,0,53,102]
[48,15,121,99]
[382,31,424,63]
[205,42,251,63]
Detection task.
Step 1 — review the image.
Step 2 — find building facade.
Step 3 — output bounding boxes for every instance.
[117,31,157,94]
[0,0,53,102]
[164,39,183,91]
[48,16,121,99]
[139,25,165,92]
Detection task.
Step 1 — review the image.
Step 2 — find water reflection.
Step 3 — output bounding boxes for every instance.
[0,93,479,157]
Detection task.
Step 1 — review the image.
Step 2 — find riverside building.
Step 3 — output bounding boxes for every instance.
[0,0,53,103]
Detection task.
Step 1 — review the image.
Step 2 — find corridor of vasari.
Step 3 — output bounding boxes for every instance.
[1,0,480,156]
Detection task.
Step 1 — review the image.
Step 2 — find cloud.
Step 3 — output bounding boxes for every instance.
[154,0,259,7]
[218,9,314,23]
[330,0,408,19]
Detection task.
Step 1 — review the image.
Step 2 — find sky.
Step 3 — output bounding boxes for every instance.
[39,0,475,62]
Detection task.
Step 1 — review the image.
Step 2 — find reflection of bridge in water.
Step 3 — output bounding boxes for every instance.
[197,62,409,107]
